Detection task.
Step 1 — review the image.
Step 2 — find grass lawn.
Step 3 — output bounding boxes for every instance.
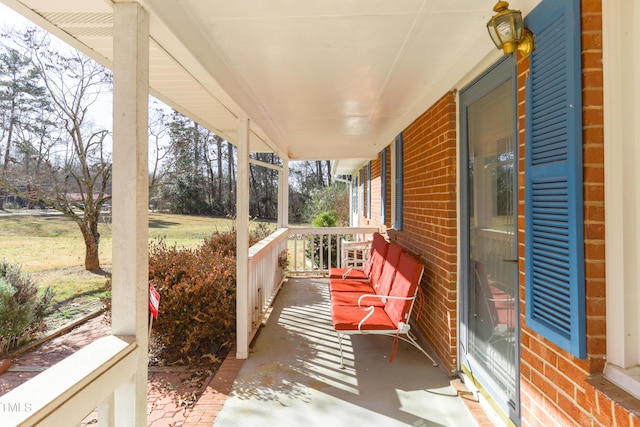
[0,211,259,306]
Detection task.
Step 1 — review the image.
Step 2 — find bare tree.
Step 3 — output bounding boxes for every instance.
[148,102,169,209]
[216,135,223,201]
[227,140,235,214]
[0,28,112,271]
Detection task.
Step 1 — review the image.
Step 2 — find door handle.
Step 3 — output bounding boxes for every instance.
[502,259,518,263]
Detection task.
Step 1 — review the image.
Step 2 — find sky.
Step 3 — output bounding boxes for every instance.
[0,3,27,27]
[0,4,198,175]
[1,4,115,133]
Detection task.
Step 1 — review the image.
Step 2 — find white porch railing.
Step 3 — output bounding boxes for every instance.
[243,226,377,348]
[0,335,137,427]
[287,226,378,274]
[247,228,288,343]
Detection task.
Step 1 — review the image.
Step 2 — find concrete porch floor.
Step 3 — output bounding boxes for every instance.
[213,277,481,427]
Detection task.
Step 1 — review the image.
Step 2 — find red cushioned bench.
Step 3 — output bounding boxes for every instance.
[329,242,402,304]
[329,232,389,281]
[329,247,439,368]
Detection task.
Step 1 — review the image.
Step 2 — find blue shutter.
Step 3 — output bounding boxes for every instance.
[360,169,364,217]
[367,162,372,219]
[394,133,404,230]
[381,149,387,224]
[362,167,368,218]
[524,0,585,358]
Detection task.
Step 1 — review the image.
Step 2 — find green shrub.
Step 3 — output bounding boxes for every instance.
[148,228,264,365]
[311,210,338,227]
[307,210,338,269]
[305,184,349,225]
[0,260,54,354]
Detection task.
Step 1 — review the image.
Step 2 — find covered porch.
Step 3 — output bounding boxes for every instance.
[1,232,487,426]
[0,0,544,425]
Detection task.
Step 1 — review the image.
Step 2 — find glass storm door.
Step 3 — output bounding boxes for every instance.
[460,57,519,420]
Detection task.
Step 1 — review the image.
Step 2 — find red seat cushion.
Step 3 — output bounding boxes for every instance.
[328,267,369,281]
[329,279,375,293]
[331,305,395,331]
[330,291,386,307]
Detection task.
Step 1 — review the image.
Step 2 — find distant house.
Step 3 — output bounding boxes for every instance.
[65,193,110,208]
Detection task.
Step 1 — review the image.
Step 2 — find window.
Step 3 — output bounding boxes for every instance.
[362,166,368,219]
[392,133,404,230]
[524,0,585,358]
[603,0,640,398]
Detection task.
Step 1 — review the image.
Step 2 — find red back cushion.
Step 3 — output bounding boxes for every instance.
[373,243,402,296]
[364,233,390,279]
[384,252,423,325]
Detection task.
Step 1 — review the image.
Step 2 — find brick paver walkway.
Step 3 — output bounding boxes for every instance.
[0,314,243,426]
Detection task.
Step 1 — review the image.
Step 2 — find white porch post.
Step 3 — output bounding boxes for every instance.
[236,118,250,359]
[278,158,289,228]
[111,3,149,426]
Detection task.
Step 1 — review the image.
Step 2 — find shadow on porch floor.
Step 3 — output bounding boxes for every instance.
[203,277,481,427]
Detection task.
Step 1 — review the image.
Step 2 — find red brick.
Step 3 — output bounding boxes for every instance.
[583,143,604,163]
[583,126,604,144]
[615,403,632,427]
[543,364,575,396]
[595,392,614,425]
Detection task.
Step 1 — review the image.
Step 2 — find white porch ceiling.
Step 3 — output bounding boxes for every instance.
[1,0,541,174]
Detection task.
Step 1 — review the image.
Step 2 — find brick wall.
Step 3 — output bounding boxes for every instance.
[356,93,457,371]
[387,92,459,372]
[518,1,624,426]
[349,2,634,424]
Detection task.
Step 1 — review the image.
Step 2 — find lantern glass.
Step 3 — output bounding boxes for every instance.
[511,10,524,40]
[488,8,524,51]
[487,19,503,48]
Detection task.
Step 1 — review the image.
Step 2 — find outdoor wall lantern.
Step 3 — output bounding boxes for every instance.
[486,1,535,58]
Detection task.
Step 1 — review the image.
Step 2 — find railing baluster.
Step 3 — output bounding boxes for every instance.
[329,234,334,269]
[98,393,114,427]
[320,234,324,272]
[293,234,298,272]
[303,235,308,272]
[286,227,377,274]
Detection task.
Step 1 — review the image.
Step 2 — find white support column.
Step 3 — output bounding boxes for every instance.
[278,158,289,228]
[236,118,250,359]
[111,3,149,426]
[604,0,640,370]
